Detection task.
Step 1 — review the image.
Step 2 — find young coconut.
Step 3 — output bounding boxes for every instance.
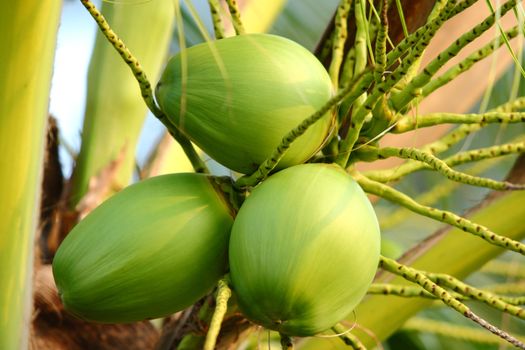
[155,33,334,174]
[53,173,234,323]
[228,164,381,336]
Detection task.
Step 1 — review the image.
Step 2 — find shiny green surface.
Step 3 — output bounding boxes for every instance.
[229,164,381,336]
[156,34,334,174]
[53,174,234,323]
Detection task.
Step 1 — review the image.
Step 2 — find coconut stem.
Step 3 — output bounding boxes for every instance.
[207,0,225,39]
[426,273,525,320]
[379,256,525,349]
[363,123,481,182]
[328,0,352,89]
[225,0,245,35]
[279,333,294,350]
[354,145,524,191]
[203,279,231,350]
[336,0,458,168]
[332,323,367,349]
[79,0,208,174]
[354,172,525,255]
[385,0,473,66]
[373,0,388,84]
[390,0,518,112]
[394,111,525,133]
[421,23,524,99]
[363,94,524,173]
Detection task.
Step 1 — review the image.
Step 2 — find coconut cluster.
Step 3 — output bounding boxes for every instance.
[53,34,380,337]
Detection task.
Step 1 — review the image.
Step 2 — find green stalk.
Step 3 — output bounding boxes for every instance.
[0,1,61,349]
[70,1,174,205]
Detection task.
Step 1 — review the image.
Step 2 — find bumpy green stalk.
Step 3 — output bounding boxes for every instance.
[369,282,525,306]
[374,0,388,83]
[0,1,61,348]
[380,159,499,229]
[203,279,231,350]
[385,0,462,67]
[368,284,436,299]
[332,323,366,350]
[391,0,518,111]
[505,296,525,305]
[379,257,525,349]
[402,318,525,345]
[495,96,525,112]
[353,0,368,89]
[364,138,524,183]
[482,260,525,279]
[421,25,524,98]
[329,0,352,88]
[340,47,356,85]
[208,0,225,39]
[427,273,525,320]
[78,0,206,184]
[363,123,482,182]
[354,173,525,255]
[225,0,245,35]
[235,71,373,189]
[356,146,523,190]
[443,142,525,167]
[395,111,525,133]
[337,0,459,166]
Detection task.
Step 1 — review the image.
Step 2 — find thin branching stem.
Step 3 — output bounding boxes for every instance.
[363,123,482,182]
[379,159,501,229]
[79,0,207,173]
[332,323,366,349]
[207,0,225,39]
[355,146,524,190]
[368,283,442,299]
[394,111,525,133]
[368,282,525,306]
[426,273,525,320]
[225,0,245,35]
[379,256,525,349]
[421,24,524,98]
[443,141,525,167]
[482,260,525,279]
[203,279,231,350]
[385,0,470,67]
[374,0,388,83]
[391,0,518,111]
[337,1,460,167]
[354,172,525,255]
[363,140,524,183]
[329,0,352,88]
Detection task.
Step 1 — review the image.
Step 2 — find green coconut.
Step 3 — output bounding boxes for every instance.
[155,33,334,174]
[228,164,381,336]
[53,173,234,323]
